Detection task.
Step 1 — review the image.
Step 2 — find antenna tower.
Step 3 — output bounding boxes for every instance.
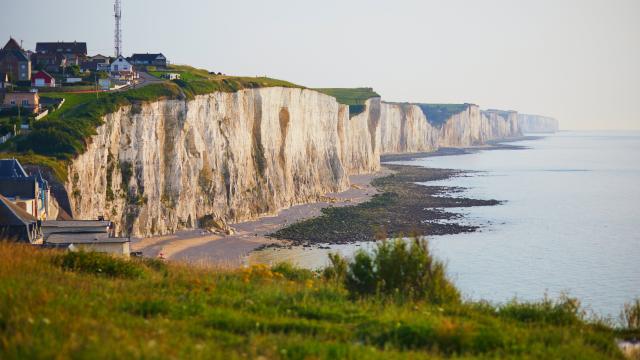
[114,0,122,57]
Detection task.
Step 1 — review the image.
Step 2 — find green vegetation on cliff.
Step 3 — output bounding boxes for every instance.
[0,241,634,359]
[315,88,380,117]
[417,104,470,127]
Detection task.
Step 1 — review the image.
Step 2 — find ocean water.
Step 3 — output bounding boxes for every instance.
[250,131,640,317]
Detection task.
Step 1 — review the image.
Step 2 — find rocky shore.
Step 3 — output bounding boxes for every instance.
[269,164,500,245]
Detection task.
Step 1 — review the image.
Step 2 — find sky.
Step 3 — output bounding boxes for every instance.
[2,0,639,130]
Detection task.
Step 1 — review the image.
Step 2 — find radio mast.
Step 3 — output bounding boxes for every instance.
[114,0,122,57]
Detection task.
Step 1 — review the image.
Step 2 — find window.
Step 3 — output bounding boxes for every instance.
[10,100,15,105]
[22,100,29,106]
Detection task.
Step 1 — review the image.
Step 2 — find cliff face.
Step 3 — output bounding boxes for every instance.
[66,88,382,236]
[338,98,381,175]
[379,103,522,154]
[518,114,559,133]
[62,88,528,236]
[480,110,521,141]
[379,103,439,154]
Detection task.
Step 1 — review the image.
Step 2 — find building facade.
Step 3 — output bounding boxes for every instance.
[2,91,40,113]
[129,53,167,68]
[0,38,31,82]
[34,41,87,73]
[32,70,56,87]
[0,159,50,220]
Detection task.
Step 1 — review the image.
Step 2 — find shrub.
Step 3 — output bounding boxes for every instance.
[322,252,348,282]
[498,295,584,325]
[54,251,144,279]
[621,298,640,329]
[343,238,460,303]
[345,251,377,296]
[271,262,315,281]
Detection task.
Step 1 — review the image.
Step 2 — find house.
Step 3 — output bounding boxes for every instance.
[0,159,50,220]
[34,42,88,72]
[110,56,136,82]
[0,38,31,82]
[129,53,167,68]
[110,55,133,73]
[0,194,41,243]
[31,70,56,88]
[42,220,130,257]
[2,91,40,113]
[87,54,110,63]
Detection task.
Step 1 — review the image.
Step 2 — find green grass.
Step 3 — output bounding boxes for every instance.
[314,88,380,117]
[417,104,470,127]
[314,88,380,106]
[0,242,634,359]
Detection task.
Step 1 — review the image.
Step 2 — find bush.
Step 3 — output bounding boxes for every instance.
[271,262,315,281]
[498,295,584,325]
[54,251,144,279]
[343,238,460,303]
[322,252,348,282]
[621,298,640,329]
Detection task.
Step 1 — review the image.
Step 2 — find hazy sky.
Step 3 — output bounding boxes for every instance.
[2,0,639,130]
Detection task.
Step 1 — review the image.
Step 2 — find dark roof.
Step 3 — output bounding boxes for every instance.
[42,220,110,230]
[3,38,22,51]
[129,53,165,62]
[46,233,129,244]
[0,177,37,199]
[36,42,87,55]
[0,48,30,62]
[0,159,29,178]
[0,194,36,226]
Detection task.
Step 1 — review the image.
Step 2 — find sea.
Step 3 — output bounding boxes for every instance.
[250,131,640,318]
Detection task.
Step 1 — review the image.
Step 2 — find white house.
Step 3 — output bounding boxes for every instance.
[110,56,133,73]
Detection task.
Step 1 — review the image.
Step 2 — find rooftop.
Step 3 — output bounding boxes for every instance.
[46,233,129,244]
[36,42,87,55]
[0,194,36,226]
[0,159,29,178]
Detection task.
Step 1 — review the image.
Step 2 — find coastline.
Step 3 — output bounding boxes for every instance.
[131,170,392,266]
[132,136,535,267]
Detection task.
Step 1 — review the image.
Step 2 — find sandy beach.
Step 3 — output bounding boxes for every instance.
[131,170,392,267]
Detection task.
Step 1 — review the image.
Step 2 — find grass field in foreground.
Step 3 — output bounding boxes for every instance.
[0,242,634,359]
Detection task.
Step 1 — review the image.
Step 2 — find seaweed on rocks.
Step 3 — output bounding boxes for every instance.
[270,164,500,244]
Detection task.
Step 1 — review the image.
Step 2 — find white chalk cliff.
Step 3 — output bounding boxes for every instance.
[61,88,544,236]
[518,114,559,133]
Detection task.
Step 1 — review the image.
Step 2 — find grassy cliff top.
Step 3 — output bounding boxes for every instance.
[0,242,633,359]
[417,104,471,127]
[314,88,380,106]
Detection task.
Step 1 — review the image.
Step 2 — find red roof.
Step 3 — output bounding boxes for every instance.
[32,71,55,83]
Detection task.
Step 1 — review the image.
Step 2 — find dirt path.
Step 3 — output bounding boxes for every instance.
[131,170,392,267]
